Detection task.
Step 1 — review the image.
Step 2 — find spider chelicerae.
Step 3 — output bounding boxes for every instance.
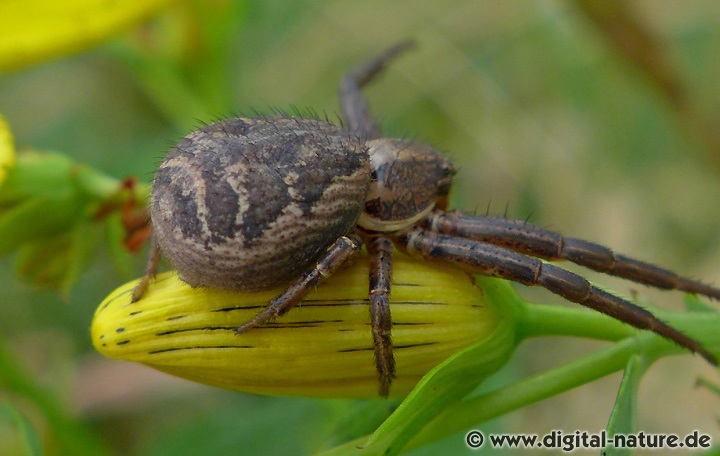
[135,42,718,397]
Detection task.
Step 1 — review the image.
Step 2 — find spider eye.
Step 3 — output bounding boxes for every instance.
[442,161,456,176]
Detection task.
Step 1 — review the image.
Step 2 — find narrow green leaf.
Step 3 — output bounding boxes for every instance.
[325,400,400,447]
[696,377,720,398]
[604,354,649,456]
[359,284,519,455]
[0,401,44,456]
[318,336,644,456]
[318,299,720,455]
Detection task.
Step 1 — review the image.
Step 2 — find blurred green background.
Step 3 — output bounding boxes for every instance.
[1,0,720,454]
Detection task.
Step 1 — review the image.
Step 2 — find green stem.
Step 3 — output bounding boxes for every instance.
[519,300,720,356]
[72,165,123,201]
[520,303,635,341]
[406,336,643,450]
[316,337,644,455]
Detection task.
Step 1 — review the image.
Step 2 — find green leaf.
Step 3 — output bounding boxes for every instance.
[0,196,85,256]
[0,149,136,291]
[324,400,401,447]
[318,298,720,455]
[319,336,646,456]
[60,222,99,295]
[15,220,99,294]
[15,232,75,289]
[0,401,44,456]
[103,211,135,279]
[696,377,720,398]
[604,355,649,455]
[683,294,716,313]
[357,281,519,456]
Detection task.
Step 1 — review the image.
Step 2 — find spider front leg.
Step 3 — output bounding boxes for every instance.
[365,234,396,396]
[339,41,415,139]
[405,229,718,365]
[429,211,720,300]
[236,235,362,333]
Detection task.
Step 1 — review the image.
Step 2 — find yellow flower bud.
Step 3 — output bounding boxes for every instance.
[0,0,176,71]
[92,254,509,397]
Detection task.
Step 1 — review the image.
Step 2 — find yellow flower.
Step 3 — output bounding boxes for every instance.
[0,115,15,186]
[0,0,177,71]
[92,254,508,398]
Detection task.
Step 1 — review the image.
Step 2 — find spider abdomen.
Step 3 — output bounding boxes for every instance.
[151,117,371,291]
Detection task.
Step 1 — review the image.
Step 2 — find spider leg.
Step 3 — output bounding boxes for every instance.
[339,41,415,140]
[131,237,161,302]
[365,234,396,396]
[429,211,720,300]
[405,229,718,365]
[235,235,362,333]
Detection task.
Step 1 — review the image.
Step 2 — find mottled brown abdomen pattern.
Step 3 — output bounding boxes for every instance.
[151,117,370,291]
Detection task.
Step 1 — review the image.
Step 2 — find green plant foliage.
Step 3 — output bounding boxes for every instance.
[0,401,44,456]
[604,355,646,456]
[0,151,141,292]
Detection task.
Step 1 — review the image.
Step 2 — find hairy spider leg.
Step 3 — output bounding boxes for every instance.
[339,40,415,140]
[366,235,396,396]
[131,238,161,302]
[235,235,362,333]
[339,42,415,395]
[405,229,718,365]
[429,211,720,300]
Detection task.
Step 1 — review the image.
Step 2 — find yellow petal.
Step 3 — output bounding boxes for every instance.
[92,254,506,398]
[0,0,177,71]
[0,115,15,185]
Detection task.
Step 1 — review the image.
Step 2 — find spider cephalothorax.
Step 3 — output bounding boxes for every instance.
[134,42,719,397]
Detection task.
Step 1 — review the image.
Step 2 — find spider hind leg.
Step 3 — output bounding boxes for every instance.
[406,229,718,366]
